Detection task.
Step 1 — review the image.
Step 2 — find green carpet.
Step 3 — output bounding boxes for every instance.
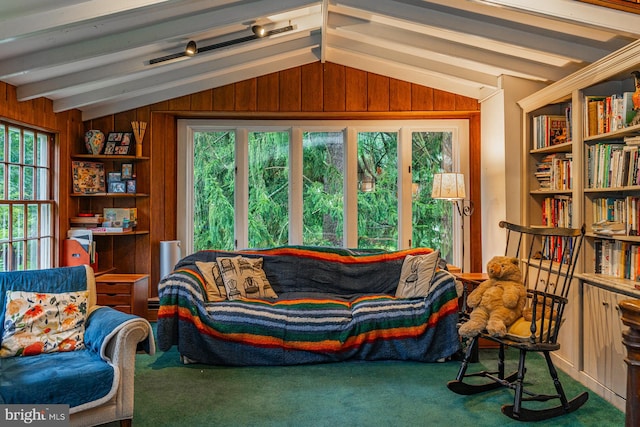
[126,328,624,427]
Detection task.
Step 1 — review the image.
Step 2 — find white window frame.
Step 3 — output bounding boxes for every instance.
[177,119,469,266]
[0,121,54,271]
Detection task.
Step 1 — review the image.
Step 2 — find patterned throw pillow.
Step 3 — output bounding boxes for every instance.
[216,256,278,300]
[395,250,440,298]
[195,261,227,302]
[0,290,88,358]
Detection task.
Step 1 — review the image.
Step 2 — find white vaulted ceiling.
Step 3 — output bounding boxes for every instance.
[1,0,639,120]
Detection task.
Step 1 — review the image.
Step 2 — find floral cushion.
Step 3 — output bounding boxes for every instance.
[0,290,88,358]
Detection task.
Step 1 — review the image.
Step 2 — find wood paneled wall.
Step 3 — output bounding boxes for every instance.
[3,61,482,298]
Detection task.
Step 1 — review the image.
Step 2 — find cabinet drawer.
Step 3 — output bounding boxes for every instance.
[97,294,131,305]
[96,283,131,294]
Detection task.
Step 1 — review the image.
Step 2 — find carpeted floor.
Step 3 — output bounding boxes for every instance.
[123,326,625,427]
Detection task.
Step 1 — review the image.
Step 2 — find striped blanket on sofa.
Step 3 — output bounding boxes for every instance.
[157,246,461,365]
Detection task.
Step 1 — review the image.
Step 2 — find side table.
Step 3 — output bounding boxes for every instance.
[452,272,500,361]
[95,273,149,319]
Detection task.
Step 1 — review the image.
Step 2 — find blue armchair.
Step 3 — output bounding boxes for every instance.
[0,265,154,427]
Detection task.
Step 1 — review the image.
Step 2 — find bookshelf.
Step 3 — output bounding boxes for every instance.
[66,151,150,277]
[519,39,640,412]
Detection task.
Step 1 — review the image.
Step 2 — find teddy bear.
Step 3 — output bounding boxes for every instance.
[523,294,555,322]
[458,256,527,338]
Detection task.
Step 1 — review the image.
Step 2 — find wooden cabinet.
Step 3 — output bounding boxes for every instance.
[583,282,629,410]
[96,273,149,318]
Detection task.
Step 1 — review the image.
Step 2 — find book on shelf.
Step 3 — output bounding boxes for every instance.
[89,226,133,234]
[535,153,572,191]
[542,194,572,228]
[533,114,567,149]
[586,143,626,188]
[625,135,640,145]
[594,238,640,283]
[69,216,105,228]
[584,92,636,137]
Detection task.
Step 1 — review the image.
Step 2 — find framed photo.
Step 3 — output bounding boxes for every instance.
[107,171,121,183]
[121,163,133,179]
[108,181,126,193]
[126,179,137,193]
[106,132,134,155]
[72,161,105,194]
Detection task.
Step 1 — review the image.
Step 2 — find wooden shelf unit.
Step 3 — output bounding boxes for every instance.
[518,39,640,412]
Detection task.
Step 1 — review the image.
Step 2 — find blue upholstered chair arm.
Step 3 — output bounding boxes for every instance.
[84,307,154,357]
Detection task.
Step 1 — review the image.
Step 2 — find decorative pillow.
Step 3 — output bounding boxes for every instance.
[0,290,88,358]
[395,250,440,298]
[506,316,557,342]
[216,256,278,300]
[195,261,228,302]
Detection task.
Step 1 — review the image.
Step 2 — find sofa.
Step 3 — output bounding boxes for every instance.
[0,265,155,427]
[157,246,461,366]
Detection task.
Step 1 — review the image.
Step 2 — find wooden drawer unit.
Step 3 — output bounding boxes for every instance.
[95,273,149,318]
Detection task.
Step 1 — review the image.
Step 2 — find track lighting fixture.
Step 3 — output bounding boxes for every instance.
[149,24,294,65]
[252,25,266,37]
[185,40,197,56]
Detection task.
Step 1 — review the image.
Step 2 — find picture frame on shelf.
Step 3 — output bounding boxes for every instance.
[126,179,136,193]
[72,161,105,194]
[106,132,134,155]
[121,163,133,179]
[107,171,121,184]
[108,181,126,193]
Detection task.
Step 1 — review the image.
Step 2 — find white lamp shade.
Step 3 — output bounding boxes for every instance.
[431,173,466,200]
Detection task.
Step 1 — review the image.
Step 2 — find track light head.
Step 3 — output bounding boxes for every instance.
[185,40,197,56]
[252,25,266,38]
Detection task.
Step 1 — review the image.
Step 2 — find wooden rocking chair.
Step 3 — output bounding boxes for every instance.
[447,221,587,421]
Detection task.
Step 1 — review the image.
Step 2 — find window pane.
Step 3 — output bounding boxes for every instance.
[0,127,4,162]
[12,204,24,239]
[12,241,24,271]
[412,131,455,262]
[24,131,34,165]
[357,132,398,250]
[0,243,10,272]
[0,204,7,241]
[23,166,34,200]
[0,165,4,199]
[37,134,48,167]
[26,239,38,270]
[302,132,344,246]
[248,131,289,248]
[193,131,235,251]
[40,237,53,269]
[35,167,48,200]
[8,165,20,200]
[27,204,38,238]
[9,127,20,163]
[40,204,52,237]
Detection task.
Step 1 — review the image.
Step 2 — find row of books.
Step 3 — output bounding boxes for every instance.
[533,113,569,149]
[591,196,640,236]
[69,208,137,233]
[594,239,640,283]
[584,93,636,138]
[535,153,572,191]
[586,140,640,189]
[541,195,572,228]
